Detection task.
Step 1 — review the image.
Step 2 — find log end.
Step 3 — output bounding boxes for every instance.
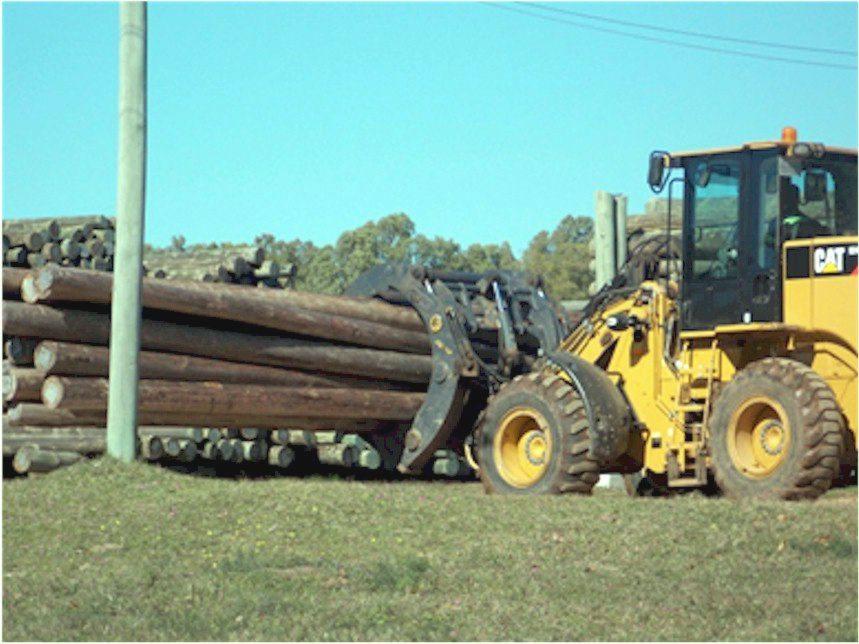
[41,376,64,409]
[12,445,36,474]
[19,274,40,304]
[32,342,57,372]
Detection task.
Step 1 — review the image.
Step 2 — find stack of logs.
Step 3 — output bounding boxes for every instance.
[2,263,472,477]
[3,216,116,272]
[143,245,296,289]
[3,216,289,288]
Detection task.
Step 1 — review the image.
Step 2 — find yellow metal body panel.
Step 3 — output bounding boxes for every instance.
[560,236,858,478]
[782,236,858,440]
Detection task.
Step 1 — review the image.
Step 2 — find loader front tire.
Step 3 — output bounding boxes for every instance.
[710,358,843,500]
[476,371,600,495]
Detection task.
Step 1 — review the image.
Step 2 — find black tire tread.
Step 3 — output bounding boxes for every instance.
[475,370,600,495]
[711,357,843,501]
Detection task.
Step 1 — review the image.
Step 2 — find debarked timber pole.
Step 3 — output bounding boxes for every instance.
[107,2,147,462]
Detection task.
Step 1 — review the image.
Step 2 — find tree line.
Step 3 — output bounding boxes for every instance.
[160,212,595,301]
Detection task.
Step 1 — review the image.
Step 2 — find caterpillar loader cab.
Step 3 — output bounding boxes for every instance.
[476,128,858,499]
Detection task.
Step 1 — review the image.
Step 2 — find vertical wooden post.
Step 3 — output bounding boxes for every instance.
[613,194,628,272]
[107,2,147,462]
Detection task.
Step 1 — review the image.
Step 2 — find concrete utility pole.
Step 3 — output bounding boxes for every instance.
[613,193,628,272]
[107,2,147,462]
[593,190,616,291]
[590,191,629,295]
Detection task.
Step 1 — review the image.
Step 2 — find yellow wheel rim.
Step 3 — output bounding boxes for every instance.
[727,396,791,479]
[493,407,552,488]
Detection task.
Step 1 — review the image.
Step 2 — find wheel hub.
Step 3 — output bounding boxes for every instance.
[727,397,791,479]
[493,408,553,488]
[522,431,547,465]
[759,420,785,456]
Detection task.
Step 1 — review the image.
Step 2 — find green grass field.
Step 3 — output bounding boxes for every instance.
[3,459,857,641]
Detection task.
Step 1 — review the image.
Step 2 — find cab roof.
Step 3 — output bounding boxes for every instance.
[668,140,857,161]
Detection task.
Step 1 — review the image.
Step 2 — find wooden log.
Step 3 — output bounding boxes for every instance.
[239,439,266,461]
[90,229,116,245]
[4,434,104,456]
[140,435,164,460]
[1,424,105,438]
[59,239,81,261]
[19,273,38,302]
[83,239,104,259]
[239,428,261,440]
[270,429,291,445]
[138,426,205,442]
[5,337,37,366]
[341,434,383,470]
[5,215,110,232]
[44,220,62,242]
[13,446,82,473]
[287,430,316,447]
[5,302,432,383]
[3,368,45,403]
[5,404,104,427]
[215,438,234,460]
[5,247,27,265]
[162,436,181,457]
[41,242,62,263]
[200,441,219,460]
[91,257,110,272]
[253,260,280,279]
[227,438,244,463]
[28,262,424,329]
[231,257,251,277]
[204,428,222,442]
[268,445,295,468]
[178,440,198,462]
[5,230,44,252]
[59,228,86,244]
[317,443,357,467]
[26,266,430,354]
[432,456,469,477]
[42,377,425,421]
[234,247,265,266]
[32,340,418,390]
[162,437,197,461]
[3,267,28,299]
[26,253,47,269]
[3,403,366,431]
[358,448,382,470]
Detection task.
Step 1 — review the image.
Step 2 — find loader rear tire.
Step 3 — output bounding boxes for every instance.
[710,358,843,501]
[475,370,600,495]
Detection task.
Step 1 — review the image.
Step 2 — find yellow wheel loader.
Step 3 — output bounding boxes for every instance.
[476,128,858,500]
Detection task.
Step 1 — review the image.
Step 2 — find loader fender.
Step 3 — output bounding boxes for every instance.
[546,351,632,465]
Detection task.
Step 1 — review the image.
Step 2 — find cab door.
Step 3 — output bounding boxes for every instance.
[743,150,782,323]
[681,153,745,330]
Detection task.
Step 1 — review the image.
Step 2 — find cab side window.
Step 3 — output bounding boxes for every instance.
[689,158,741,279]
[782,156,857,238]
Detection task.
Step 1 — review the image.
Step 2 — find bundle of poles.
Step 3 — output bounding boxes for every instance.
[3,216,116,272]
[2,263,455,474]
[3,215,291,289]
[144,245,296,289]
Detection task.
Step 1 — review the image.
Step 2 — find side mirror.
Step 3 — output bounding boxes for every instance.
[804,171,827,202]
[648,152,668,191]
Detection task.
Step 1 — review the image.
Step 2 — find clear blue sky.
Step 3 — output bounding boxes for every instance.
[4,2,857,253]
